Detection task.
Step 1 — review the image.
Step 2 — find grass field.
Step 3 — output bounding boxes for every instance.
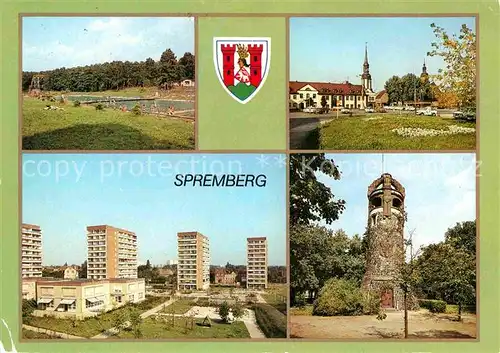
[290,305,314,316]
[22,98,194,150]
[23,296,168,338]
[160,299,197,315]
[261,284,287,314]
[319,114,476,150]
[116,317,250,339]
[21,328,61,339]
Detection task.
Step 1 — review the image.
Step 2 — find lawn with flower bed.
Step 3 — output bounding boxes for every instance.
[115,316,250,339]
[319,114,476,150]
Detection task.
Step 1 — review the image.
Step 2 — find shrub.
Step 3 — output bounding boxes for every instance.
[418,299,446,313]
[217,301,231,323]
[253,303,286,338]
[294,292,307,308]
[73,100,81,107]
[361,290,381,315]
[131,104,141,115]
[95,103,104,110]
[313,278,364,316]
[22,299,37,318]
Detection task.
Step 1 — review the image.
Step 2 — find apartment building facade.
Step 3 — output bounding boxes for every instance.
[21,223,43,278]
[33,278,145,319]
[177,232,210,290]
[247,237,268,289]
[86,225,137,280]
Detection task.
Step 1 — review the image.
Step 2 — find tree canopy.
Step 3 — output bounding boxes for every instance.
[290,224,365,305]
[290,153,346,226]
[427,23,476,108]
[22,49,195,92]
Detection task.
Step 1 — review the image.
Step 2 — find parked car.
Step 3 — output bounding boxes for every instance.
[341,108,351,114]
[416,108,438,116]
[365,107,375,113]
[303,107,314,113]
[454,107,476,121]
[404,106,416,111]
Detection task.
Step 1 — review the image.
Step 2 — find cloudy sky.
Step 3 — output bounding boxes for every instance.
[22,17,195,71]
[312,153,476,251]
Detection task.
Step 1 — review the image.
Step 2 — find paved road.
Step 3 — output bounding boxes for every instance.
[289,118,329,150]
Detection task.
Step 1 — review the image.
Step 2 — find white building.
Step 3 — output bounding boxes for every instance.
[21,223,43,278]
[289,43,377,110]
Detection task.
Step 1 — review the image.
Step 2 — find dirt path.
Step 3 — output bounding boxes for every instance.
[291,310,477,339]
[22,324,85,339]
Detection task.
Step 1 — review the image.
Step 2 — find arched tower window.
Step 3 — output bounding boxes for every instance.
[370,197,382,207]
[392,198,402,208]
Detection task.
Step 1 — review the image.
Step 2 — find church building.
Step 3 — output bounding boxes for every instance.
[289,44,378,110]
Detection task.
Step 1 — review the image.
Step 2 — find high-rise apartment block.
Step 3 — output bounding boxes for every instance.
[247,237,268,289]
[177,232,210,290]
[86,225,137,280]
[21,223,43,278]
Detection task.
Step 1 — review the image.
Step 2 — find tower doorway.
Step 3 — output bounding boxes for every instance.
[380,288,394,308]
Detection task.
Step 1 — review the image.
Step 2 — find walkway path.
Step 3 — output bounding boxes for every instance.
[22,324,85,339]
[91,298,175,339]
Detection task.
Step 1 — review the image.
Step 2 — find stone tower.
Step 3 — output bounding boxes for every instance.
[362,173,405,310]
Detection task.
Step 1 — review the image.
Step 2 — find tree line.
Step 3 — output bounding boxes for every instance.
[383,23,475,109]
[22,48,195,92]
[384,73,433,105]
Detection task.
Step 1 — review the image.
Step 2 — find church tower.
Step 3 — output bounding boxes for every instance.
[362,173,405,310]
[361,43,373,92]
[420,59,429,83]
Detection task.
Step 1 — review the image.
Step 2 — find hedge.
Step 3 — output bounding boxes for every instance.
[418,299,446,313]
[252,303,286,338]
[313,278,379,316]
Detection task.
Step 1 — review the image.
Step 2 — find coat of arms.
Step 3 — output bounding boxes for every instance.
[213,37,271,104]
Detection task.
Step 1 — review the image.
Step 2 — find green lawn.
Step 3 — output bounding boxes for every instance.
[22,328,62,339]
[261,284,287,315]
[289,305,314,316]
[23,296,168,338]
[160,299,197,315]
[446,304,476,314]
[319,114,476,150]
[22,98,194,150]
[116,317,250,339]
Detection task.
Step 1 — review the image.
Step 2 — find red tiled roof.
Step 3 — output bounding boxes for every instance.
[289,81,363,95]
[376,90,387,99]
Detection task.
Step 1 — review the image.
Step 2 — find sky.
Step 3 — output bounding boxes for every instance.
[22,154,286,266]
[22,17,195,71]
[290,17,476,91]
[312,153,476,252]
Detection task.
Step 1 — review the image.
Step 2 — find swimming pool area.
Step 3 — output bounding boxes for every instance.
[64,95,195,117]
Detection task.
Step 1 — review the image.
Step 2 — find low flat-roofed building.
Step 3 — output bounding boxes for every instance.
[33,278,145,319]
[22,277,56,300]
